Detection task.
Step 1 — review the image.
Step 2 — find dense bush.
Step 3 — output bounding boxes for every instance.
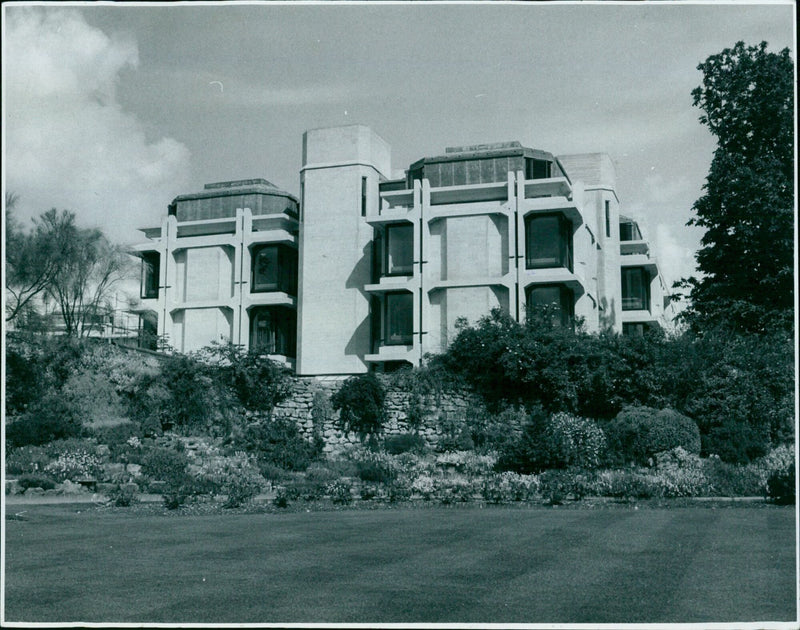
[352,450,397,483]
[17,474,57,491]
[435,411,474,452]
[383,433,427,455]
[767,465,795,505]
[140,446,192,508]
[326,479,353,505]
[331,374,386,439]
[6,394,85,449]
[604,406,700,466]
[702,421,769,465]
[467,405,525,453]
[5,446,51,475]
[435,451,497,476]
[197,452,265,507]
[159,353,219,431]
[234,418,322,471]
[497,411,606,473]
[482,472,539,503]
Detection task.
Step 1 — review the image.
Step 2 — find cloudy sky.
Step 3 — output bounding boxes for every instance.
[2,1,795,289]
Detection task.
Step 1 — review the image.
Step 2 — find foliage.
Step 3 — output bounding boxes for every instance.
[6,394,85,448]
[197,452,265,507]
[677,42,794,334]
[383,432,427,455]
[195,342,293,414]
[326,480,353,505]
[767,465,795,505]
[497,411,607,473]
[234,418,322,471]
[16,474,57,491]
[435,451,497,476]
[111,485,139,507]
[140,446,191,509]
[43,450,103,482]
[436,476,479,504]
[435,411,474,452]
[5,446,51,475]
[159,353,219,431]
[351,450,398,483]
[466,405,525,453]
[650,447,710,498]
[702,455,764,497]
[331,374,386,439]
[604,406,700,466]
[482,472,539,503]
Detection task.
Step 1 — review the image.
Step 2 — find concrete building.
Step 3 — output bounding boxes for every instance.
[133,179,299,366]
[135,124,673,375]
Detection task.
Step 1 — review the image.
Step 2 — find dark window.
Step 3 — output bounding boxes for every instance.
[385,224,414,276]
[140,252,160,299]
[138,312,158,350]
[250,307,296,357]
[525,214,572,270]
[623,323,647,336]
[605,201,611,238]
[385,292,413,345]
[621,267,650,311]
[251,245,297,295]
[526,284,574,327]
[525,158,552,180]
[370,295,382,353]
[620,221,642,242]
[361,176,367,216]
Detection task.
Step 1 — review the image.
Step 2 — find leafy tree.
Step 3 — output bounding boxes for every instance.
[5,201,69,325]
[677,41,794,334]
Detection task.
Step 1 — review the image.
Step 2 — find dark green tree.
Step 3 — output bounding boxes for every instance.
[677,41,794,334]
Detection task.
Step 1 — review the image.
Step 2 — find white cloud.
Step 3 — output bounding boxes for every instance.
[4,8,191,245]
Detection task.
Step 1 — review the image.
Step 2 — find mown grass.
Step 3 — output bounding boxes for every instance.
[3,504,796,624]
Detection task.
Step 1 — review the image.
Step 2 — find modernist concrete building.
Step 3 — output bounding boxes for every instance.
[135,124,673,375]
[133,179,299,364]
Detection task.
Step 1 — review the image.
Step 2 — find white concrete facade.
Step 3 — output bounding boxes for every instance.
[135,125,673,374]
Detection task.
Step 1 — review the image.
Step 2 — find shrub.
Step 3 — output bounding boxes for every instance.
[234,418,322,471]
[17,474,57,491]
[111,485,139,507]
[140,446,192,508]
[497,411,606,473]
[482,472,539,503]
[44,450,103,483]
[387,479,412,503]
[383,433,426,455]
[767,465,795,505]
[703,456,764,497]
[538,469,575,505]
[326,479,353,505]
[5,446,51,475]
[92,422,141,448]
[6,395,85,448]
[273,487,289,508]
[437,477,478,504]
[702,421,769,464]
[410,474,436,499]
[468,406,525,453]
[159,353,219,431]
[591,469,660,499]
[197,453,265,508]
[435,411,474,452]
[304,464,340,485]
[605,406,700,466]
[353,451,397,483]
[331,374,386,439]
[435,451,497,475]
[650,447,710,498]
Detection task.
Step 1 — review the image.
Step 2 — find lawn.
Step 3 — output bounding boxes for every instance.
[3,503,796,624]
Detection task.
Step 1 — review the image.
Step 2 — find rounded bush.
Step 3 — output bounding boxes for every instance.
[6,395,84,449]
[605,406,700,466]
[383,433,426,455]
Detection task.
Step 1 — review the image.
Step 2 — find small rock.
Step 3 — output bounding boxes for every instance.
[60,480,87,495]
[25,487,45,496]
[126,463,142,476]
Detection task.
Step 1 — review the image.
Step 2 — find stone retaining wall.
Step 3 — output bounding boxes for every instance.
[267,377,484,455]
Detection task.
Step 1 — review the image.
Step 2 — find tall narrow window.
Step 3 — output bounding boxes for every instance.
[605,200,611,238]
[385,292,413,345]
[140,252,160,299]
[526,284,574,328]
[621,267,650,311]
[361,176,367,216]
[525,214,572,271]
[385,224,414,276]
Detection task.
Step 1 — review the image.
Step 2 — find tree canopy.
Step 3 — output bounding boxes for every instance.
[677,41,794,334]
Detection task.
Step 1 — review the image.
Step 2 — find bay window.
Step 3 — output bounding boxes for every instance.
[525,214,572,271]
[621,267,650,311]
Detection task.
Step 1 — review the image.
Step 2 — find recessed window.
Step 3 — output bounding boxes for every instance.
[621,267,650,311]
[525,158,552,180]
[620,220,642,242]
[140,252,160,299]
[526,284,574,328]
[605,201,611,238]
[250,307,296,357]
[525,214,572,271]
[623,322,647,336]
[385,292,413,345]
[251,245,297,295]
[385,224,414,276]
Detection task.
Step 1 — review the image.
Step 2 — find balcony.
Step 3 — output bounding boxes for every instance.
[522,176,572,200]
[521,267,585,297]
[429,181,508,206]
[620,253,658,275]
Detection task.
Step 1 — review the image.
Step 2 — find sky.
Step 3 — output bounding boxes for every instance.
[2,1,796,293]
